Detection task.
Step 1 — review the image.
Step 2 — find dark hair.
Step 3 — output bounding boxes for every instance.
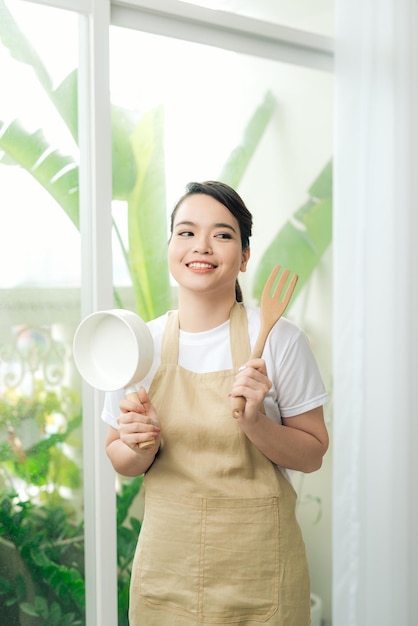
[170,181,253,302]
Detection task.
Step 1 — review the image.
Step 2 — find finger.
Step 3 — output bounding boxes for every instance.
[137,386,153,411]
[118,411,143,425]
[122,432,158,452]
[236,369,270,391]
[242,361,272,383]
[117,412,160,435]
[243,358,268,375]
[120,398,144,413]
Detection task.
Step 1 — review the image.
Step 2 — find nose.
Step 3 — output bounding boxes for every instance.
[193,235,212,254]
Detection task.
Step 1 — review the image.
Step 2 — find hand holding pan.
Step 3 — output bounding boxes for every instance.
[73,309,156,450]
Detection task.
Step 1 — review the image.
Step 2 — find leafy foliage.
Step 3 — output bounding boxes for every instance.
[0,477,143,626]
[253,160,332,302]
[0,383,81,491]
[115,475,143,626]
[0,495,84,622]
[0,377,82,623]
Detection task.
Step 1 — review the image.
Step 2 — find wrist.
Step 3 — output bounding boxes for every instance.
[237,409,262,430]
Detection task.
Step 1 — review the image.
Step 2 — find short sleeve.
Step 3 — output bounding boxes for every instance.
[102,388,125,429]
[264,319,328,418]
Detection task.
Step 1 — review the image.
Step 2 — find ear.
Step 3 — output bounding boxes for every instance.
[240,248,250,272]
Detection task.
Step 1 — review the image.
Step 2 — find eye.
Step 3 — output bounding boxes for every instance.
[215,232,233,239]
[177,230,194,237]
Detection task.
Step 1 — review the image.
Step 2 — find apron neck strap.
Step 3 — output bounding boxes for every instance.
[160,303,251,369]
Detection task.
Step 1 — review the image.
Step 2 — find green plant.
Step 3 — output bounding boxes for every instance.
[0,477,143,626]
[0,381,85,625]
[254,160,332,301]
[0,376,146,625]
[115,475,144,626]
[0,383,82,495]
[0,493,85,625]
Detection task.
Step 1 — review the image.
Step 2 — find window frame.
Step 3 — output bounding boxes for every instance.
[111,0,334,71]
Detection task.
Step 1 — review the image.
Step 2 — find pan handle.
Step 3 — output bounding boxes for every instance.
[125,387,156,451]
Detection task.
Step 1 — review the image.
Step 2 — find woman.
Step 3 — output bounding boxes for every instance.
[102,181,329,625]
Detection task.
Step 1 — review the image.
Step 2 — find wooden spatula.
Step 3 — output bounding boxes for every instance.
[231,265,298,419]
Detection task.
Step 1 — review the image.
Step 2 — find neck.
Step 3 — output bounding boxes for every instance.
[177,289,237,332]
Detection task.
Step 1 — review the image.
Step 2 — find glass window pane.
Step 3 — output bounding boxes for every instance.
[0,2,80,287]
[0,1,84,623]
[109,24,333,623]
[175,0,334,36]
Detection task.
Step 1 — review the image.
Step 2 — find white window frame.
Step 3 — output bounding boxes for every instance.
[9,1,334,623]
[111,0,334,71]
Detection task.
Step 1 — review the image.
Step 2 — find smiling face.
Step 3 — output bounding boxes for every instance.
[168,193,250,300]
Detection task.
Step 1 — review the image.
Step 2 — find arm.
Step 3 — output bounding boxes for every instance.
[238,405,328,473]
[105,387,162,477]
[230,358,329,473]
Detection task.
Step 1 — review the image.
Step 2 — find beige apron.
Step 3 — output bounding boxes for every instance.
[129,303,310,625]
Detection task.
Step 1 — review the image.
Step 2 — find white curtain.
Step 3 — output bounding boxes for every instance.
[333,0,418,624]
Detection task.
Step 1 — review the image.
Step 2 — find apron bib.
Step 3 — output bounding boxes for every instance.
[129,303,310,625]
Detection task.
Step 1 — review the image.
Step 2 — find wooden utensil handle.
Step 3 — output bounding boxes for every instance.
[231,396,246,419]
[231,266,298,420]
[231,343,265,419]
[126,390,156,450]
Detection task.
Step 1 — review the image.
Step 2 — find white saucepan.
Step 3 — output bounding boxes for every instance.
[73,309,155,449]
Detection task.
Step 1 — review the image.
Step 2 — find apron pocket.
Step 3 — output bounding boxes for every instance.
[201,496,279,623]
[135,495,203,618]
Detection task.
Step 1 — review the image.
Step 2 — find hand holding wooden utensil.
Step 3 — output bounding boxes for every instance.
[231,265,298,419]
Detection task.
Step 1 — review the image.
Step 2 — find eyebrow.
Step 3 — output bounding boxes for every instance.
[174,220,238,234]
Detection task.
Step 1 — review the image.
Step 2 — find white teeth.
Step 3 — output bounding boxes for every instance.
[188,262,214,269]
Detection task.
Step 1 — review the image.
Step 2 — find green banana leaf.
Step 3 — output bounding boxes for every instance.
[112,104,137,200]
[0,103,139,230]
[127,106,171,320]
[0,0,77,140]
[54,68,79,141]
[0,119,80,228]
[219,91,277,188]
[252,160,332,303]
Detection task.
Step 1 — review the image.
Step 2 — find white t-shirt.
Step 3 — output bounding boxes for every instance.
[101,306,328,430]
